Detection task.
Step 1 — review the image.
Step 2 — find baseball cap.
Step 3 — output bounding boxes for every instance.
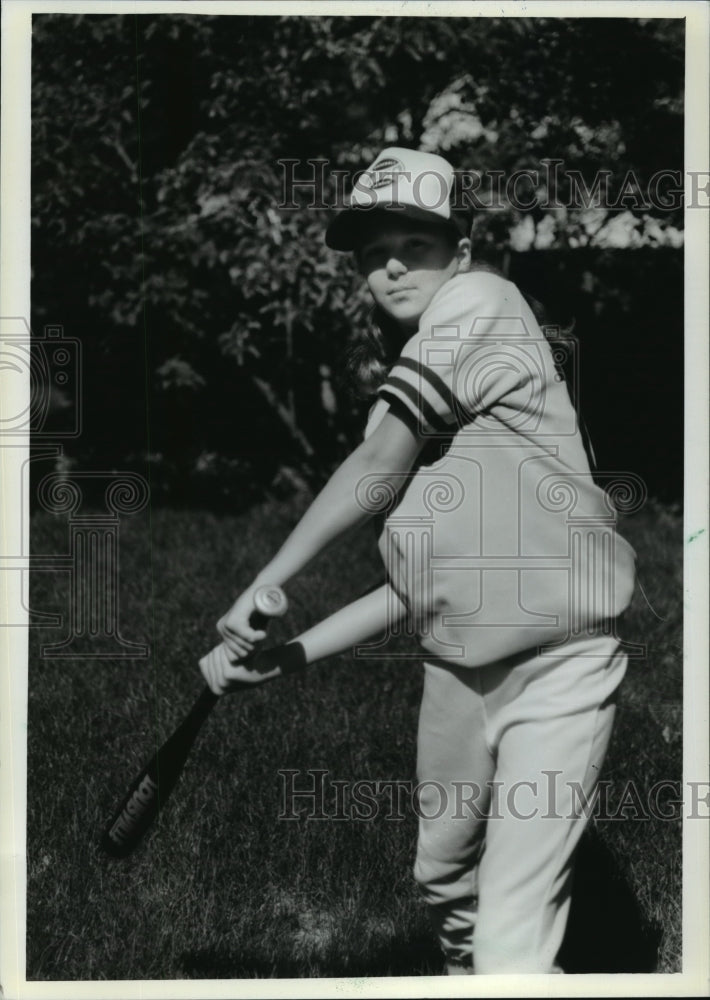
[325,147,466,251]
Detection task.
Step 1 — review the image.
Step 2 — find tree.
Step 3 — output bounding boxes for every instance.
[31,13,684,501]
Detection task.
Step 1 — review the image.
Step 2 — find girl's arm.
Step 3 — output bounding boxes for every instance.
[217,411,422,659]
[296,581,405,663]
[200,583,407,695]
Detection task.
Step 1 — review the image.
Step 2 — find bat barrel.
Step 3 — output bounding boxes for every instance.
[100,688,218,857]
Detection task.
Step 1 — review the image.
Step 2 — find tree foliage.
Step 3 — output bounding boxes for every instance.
[31,13,684,503]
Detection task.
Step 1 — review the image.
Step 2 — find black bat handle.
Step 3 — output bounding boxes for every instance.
[188,683,219,720]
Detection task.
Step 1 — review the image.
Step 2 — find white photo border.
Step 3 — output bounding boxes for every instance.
[1,2,707,997]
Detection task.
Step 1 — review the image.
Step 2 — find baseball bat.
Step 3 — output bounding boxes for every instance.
[100,584,288,858]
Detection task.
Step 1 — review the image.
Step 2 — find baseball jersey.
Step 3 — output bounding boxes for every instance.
[364,270,637,667]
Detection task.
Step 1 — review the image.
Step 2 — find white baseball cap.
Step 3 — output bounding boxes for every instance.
[325,146,464,251]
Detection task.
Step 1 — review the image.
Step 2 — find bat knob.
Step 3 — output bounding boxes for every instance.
[252,584,288,620]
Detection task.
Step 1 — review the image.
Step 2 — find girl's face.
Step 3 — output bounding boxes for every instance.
[357,218,470,330]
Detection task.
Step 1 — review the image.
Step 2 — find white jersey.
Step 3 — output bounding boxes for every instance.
[364,270,637,667]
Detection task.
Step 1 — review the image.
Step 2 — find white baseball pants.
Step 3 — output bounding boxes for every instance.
[413,631,628,974]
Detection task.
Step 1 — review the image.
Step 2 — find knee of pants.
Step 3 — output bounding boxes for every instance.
[413,840,442,899]
[413,832,483,909]
[413,841,457,905]
[415,780,487,868]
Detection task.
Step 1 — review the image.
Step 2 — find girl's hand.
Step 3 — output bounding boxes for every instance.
[216,586,269,660]
[199,642,282,696]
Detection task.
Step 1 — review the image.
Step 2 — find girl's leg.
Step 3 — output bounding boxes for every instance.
[413,660,496,971]
[471,634,628,974]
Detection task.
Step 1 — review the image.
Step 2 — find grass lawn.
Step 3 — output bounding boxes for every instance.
[25,494,682,979]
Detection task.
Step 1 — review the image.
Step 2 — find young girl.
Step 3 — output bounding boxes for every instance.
[202,147,637,975]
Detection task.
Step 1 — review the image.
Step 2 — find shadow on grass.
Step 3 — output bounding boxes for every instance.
[180,928,443,979]
[559,832,663,973]
[181,832,662,980]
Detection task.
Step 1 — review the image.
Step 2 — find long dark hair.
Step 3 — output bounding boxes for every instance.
[341,303,407,400]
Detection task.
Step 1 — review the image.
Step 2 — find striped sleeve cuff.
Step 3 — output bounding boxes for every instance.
[377,356,462,435]
[377,390,422,436]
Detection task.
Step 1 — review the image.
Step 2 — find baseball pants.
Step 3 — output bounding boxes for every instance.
[413,631,628,974]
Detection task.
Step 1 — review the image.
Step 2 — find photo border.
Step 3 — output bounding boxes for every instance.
[1,2,707,997]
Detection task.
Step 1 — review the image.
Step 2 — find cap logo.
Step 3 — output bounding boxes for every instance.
[360,156,406,190]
